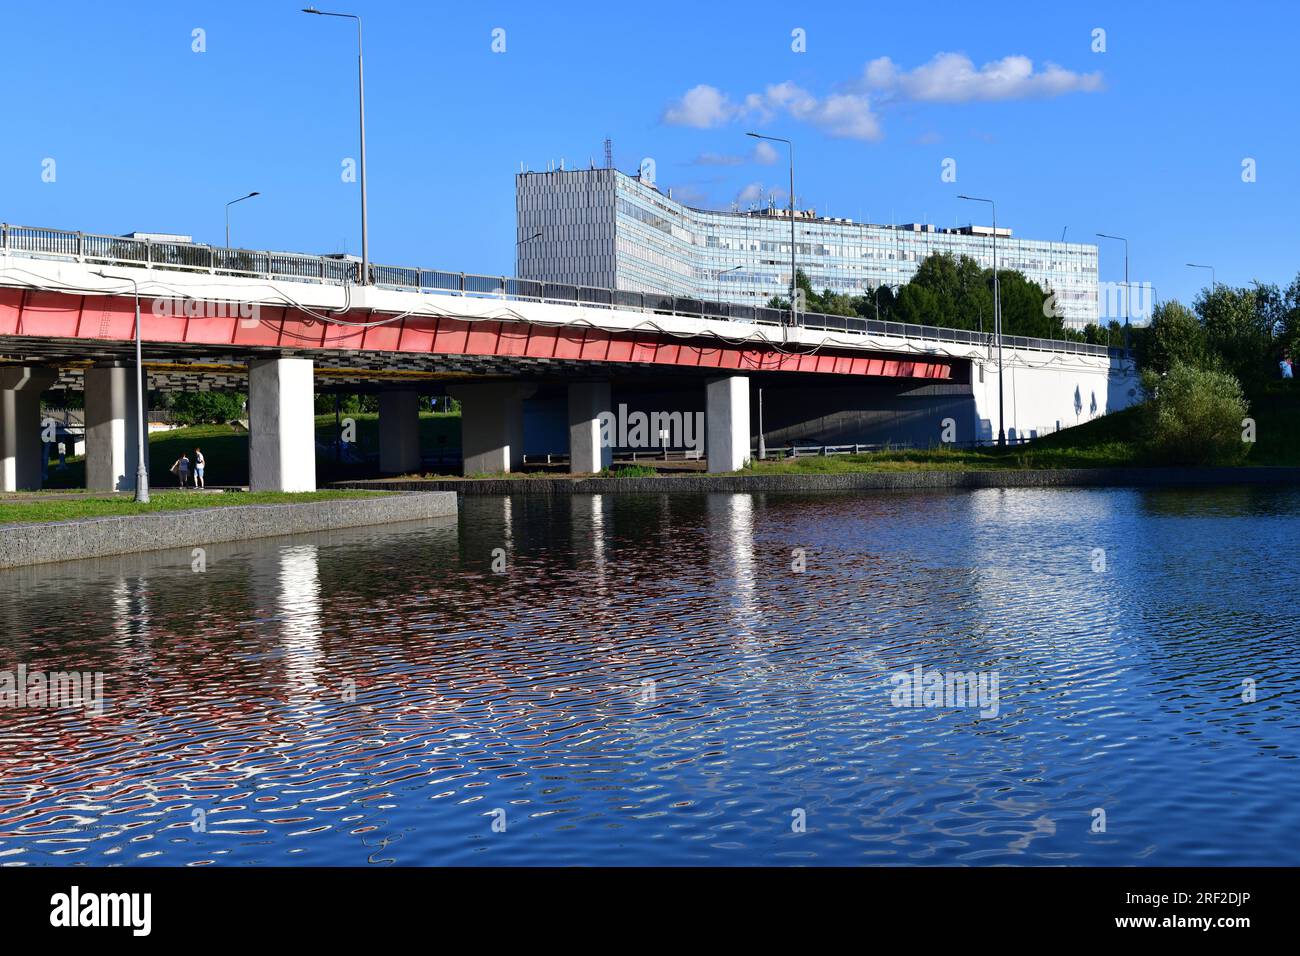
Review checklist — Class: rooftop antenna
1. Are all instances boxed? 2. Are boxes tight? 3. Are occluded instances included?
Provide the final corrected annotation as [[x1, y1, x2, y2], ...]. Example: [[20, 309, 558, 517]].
[[604, 137, 613, 169]]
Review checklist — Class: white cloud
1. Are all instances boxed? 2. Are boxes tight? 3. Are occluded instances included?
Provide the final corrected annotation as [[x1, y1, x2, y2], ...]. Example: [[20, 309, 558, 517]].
[[862, 52, 1103, 103], [736, 182, 786, 206], [663, 51, 1100, 142], [662, 84, 739, 128], [751, 140, 779, 164], [665, 80, 883, 142]]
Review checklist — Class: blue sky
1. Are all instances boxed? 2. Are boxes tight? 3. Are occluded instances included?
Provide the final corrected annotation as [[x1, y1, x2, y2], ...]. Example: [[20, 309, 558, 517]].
[[2, 0, 1296, 309]]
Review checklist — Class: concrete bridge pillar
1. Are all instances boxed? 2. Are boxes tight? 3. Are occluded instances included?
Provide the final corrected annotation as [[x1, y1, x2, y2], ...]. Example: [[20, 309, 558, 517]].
[[379, 390, 422, 474], [706, 376, 751, 473], [568, 381, 612, 474], [84, 363, 149, 492], [448, 382, 537, 475], [248, 357, 316, 492], [0, 366, 58, 491]]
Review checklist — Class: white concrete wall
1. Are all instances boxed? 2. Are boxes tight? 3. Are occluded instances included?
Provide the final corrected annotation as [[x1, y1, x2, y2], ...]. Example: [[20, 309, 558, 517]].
[[0, 367, 57, 491], [84, 364, 148, 492], [971, 346, 1139, 442], [449, 383, 536, 475], [706, 376, 751, 473], [248, 358, 316, 492], [568, 382, 613, 474]]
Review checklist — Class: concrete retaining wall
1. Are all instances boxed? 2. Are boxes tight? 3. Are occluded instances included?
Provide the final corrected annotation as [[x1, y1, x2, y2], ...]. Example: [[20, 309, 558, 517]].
[[0, 491, 457, 569], [337, 468, 1300, 496]]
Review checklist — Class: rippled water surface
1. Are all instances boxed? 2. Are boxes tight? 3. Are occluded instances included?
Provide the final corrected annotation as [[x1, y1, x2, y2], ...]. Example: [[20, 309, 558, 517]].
[[1, 488, 1297, 866]]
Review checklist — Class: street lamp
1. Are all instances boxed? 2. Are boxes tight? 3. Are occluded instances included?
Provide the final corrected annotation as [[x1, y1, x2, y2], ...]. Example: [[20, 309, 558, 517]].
[[225, 191, 260, 248], [92, 271, 149, 503], [517, 231, 542, 246], [1186, 262, 1216, 289], [1095, 232, 1130, 331], [303, 6, 369, 285], [715, 265, 742, 306], [746, 132, 796, 327], [958, 194, 1005, 446]]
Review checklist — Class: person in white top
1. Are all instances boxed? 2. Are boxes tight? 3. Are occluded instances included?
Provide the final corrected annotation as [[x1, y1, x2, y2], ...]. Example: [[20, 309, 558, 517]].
[[193, 447, 206, 489]]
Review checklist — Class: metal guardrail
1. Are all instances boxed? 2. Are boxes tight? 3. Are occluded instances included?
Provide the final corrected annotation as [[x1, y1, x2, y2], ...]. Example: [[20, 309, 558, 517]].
[[0, 222, 1116, 359]]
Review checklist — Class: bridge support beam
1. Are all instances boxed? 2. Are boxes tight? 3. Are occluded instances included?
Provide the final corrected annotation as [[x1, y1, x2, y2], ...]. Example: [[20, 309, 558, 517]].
[[568, 381, 612, 474], [379, 390, 422, 474], [248, 358, 316, 492], [706, 376, 751, 473], [0, 366, 58, 491], [84, 364, 149, 493], [448, 382, 537, 475]]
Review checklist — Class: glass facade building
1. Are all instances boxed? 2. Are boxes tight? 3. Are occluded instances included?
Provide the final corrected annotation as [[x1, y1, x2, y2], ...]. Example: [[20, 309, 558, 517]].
[[517, 168, 1099, 329]]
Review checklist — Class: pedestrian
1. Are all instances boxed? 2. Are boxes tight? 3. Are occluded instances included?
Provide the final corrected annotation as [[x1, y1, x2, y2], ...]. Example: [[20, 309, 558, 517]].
[[193, 447, 206, 489], [171, 452, 190, 488], [1281, 355, 1294, 380]]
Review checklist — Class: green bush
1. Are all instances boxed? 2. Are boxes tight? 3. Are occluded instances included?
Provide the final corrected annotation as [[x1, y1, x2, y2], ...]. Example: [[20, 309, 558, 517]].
[[169, 392, 246, 426], [1140, 363, 1251, 465]]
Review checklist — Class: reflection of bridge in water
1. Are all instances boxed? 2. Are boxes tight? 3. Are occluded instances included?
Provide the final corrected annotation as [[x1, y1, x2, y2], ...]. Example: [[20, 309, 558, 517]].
[[0, 223, 1133, 491]]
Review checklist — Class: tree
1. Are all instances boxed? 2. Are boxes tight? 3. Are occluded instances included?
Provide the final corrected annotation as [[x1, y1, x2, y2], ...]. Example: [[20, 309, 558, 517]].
[[170, 392, 246, 425], [1137, 301, 1212, 374], [1140, 363, 1250, 465], [1195, 284, 1274, 386]]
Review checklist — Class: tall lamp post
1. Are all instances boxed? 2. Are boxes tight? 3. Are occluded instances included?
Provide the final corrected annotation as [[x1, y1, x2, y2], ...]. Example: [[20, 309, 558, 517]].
[[303, 6, 369, 285], [1096, 233, 1130, 347], [93, 271, 149, 502], [225, 191, 260, 248], [1186, 262, 1216, 289], [746, 132, 796, 327], [958, 194, 1005, 446], [715, 265, 742, 307]]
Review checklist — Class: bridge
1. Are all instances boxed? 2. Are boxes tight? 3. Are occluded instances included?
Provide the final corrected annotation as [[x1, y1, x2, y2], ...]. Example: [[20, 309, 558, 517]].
[[0, 223, 1134, 491]]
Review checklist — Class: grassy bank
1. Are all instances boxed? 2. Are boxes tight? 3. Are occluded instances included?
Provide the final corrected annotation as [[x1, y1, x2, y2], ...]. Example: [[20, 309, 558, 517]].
[[0, 489, 388, 526]]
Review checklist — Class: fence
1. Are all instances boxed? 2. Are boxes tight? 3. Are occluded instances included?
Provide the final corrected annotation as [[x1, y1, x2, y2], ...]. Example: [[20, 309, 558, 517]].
[[1, 222, 1116, 359]]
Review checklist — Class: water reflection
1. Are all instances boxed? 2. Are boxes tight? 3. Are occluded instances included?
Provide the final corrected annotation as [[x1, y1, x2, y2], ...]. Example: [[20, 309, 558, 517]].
[[0, 491, 1296, 866]]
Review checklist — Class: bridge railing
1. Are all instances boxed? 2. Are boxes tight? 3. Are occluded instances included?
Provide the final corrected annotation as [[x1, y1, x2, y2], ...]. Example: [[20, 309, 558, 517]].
[[0, 221, 1115, 358]]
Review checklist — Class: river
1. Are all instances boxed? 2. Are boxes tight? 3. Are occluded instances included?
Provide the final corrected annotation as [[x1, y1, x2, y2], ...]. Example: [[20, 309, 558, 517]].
[[1, 487, 1296, 865]]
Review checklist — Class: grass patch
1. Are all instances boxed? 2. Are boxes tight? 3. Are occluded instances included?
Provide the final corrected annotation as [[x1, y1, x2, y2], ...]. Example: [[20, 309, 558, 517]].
[[746, 410, 1144, 475], [0, 489, 388, 526]]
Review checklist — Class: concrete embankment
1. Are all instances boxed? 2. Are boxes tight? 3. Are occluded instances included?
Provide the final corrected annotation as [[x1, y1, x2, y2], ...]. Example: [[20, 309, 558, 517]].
[[0, 491, 457, 569], [336, 467, 1300, 496]]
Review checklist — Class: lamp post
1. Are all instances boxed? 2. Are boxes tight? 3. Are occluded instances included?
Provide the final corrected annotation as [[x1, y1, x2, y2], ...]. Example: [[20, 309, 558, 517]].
[[958, 195, 1005, 446], [1096, 233, 1130, 343], [93, 271, 149, 502], [715, 265, 742, 306], [1186, 262, 1216, 289], [225, 191, 260, 248], [746, 132, 796, 327], [303, 6, 369, 285]]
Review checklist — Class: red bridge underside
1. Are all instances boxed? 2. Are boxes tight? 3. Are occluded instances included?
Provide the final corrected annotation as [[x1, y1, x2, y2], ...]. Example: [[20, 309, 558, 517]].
[[0, 289, 955, 380]]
